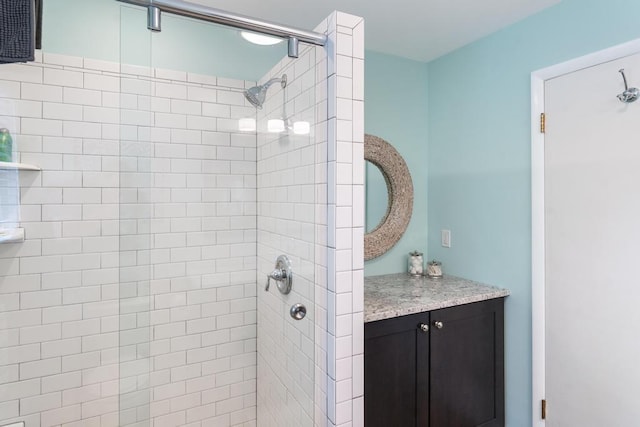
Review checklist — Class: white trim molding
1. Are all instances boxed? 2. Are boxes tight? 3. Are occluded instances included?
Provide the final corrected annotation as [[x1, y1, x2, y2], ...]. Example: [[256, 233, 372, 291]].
[[530, 37, 640, 427]]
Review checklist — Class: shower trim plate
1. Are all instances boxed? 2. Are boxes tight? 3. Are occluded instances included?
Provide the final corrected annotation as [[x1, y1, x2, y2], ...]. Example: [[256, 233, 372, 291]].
[[266, 254, 293, 295]]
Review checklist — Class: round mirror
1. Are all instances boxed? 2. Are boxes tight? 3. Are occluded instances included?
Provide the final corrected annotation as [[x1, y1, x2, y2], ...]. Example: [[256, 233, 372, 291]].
[[365, 162, 389, 233], [364, 134, 413, 260]]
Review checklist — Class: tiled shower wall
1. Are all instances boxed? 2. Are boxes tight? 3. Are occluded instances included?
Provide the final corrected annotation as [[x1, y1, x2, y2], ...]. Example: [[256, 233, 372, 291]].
[[255, 45, 318, 427], [0, 10, 363, 427], [253, 12, 365, 427], [323, 13, 365, 427], [0, 52, 258, 427], [115, 63, 258, 427]]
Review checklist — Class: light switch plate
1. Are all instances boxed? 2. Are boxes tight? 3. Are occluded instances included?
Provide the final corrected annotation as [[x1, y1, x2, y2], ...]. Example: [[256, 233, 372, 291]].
[[441, 229, 451, 248]]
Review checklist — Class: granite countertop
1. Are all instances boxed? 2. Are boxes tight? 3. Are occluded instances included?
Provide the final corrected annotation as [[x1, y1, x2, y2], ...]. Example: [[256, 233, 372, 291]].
[[364, 273, 510, 322]]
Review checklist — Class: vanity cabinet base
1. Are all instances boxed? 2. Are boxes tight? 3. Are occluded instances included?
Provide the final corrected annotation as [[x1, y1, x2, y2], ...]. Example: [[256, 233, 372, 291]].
[[364, 298, 504, 427]]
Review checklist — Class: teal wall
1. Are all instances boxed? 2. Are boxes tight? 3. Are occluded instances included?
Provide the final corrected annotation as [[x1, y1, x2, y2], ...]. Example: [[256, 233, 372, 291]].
[[42, 0, 282, 80], [364, 51, 428, 276], [43, 0, 121, 62], [427, 0, 640, 424]]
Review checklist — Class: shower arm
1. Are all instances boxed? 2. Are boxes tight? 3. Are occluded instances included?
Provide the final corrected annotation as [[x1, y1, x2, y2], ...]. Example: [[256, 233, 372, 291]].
[[282, 80, 289, 124], [263, 77, 285, 90], [266, 75, 288, 119]]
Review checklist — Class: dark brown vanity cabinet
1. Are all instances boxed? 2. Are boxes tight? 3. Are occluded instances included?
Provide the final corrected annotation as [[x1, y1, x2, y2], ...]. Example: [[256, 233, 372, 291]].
[[364, 298, 504, 427]]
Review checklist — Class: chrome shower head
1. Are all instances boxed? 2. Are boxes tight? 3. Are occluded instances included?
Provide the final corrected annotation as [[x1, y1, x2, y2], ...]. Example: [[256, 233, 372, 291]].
[[244, 74, 287, 109], [244, 85, 268, 109]]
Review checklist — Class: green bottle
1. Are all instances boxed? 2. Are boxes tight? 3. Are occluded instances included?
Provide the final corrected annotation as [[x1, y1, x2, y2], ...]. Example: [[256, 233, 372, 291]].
[[0, 128, 12, 162]]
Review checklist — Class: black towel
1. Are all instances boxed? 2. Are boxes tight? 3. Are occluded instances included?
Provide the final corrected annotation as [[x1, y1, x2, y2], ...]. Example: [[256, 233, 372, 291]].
[[35, 0, 42, 50], [0, 0, 35, 63]]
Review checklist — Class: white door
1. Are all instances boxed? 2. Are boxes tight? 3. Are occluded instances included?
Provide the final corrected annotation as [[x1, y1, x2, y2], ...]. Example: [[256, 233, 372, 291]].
[[545, 52, 640, 425]]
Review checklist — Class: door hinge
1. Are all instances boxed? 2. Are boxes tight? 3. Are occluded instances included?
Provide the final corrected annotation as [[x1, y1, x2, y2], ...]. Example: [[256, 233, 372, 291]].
[[541, 399, 547, 420], [540, 113, 546, 134]]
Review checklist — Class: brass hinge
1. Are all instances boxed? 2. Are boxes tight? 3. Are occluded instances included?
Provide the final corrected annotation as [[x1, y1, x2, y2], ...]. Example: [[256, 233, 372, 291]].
[[540, 113, 546, 134], [541, 399, 547, 420]]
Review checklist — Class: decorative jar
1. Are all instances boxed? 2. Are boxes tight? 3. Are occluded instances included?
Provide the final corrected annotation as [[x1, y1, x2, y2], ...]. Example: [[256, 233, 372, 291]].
[[427, 260, 443, 278], [408, 251, 424, 276]]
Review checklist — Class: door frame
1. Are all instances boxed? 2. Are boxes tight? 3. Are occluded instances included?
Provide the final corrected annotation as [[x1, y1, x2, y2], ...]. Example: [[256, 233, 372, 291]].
[[530, 37, 640, 427]]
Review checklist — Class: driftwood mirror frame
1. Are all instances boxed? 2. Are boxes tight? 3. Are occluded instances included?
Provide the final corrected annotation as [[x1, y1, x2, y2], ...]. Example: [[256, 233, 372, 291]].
[[364, 134, 414, 260]]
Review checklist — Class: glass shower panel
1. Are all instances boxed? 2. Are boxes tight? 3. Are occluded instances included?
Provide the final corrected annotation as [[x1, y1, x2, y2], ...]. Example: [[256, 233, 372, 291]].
[[0, 68, 31, 427], [119, 5, 154, 427], [256, 46, 317, 427], [118, 5, 317, 426]]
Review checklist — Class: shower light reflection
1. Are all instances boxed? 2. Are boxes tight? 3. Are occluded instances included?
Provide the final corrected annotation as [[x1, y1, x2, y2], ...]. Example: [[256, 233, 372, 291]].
[[267, 119, 286, 133], [265, 119, 311, 135], [238, 118, 256, 132], [293, 121, 310, 135]]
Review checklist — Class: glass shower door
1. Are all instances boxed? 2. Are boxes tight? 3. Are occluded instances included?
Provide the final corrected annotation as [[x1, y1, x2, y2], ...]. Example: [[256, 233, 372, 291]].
[[255, 45, 318, 427], [117, 5, 318, 426], [118, 5, 154, 426]]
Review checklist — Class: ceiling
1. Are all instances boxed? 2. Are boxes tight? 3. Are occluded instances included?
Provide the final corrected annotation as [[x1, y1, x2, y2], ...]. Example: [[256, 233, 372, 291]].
[[191, 0, 561, 62]]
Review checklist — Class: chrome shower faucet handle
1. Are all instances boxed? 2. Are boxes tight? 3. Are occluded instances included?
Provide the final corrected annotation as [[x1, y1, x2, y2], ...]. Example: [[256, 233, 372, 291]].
[[265, 269, 285, 290], [264, 255, 293, 295]]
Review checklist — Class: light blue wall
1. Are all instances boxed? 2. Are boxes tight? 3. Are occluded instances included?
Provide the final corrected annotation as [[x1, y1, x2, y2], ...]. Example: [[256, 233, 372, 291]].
[[427, 0, 640, 424], [43, 0, 121, 62], [364, 51, 428, 276], [42, 0, 282, 80]]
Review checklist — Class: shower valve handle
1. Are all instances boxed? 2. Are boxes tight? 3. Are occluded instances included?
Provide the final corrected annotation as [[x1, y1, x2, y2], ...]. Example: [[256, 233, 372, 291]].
[[264, 255, 293, 295], [265, 269, 286, 291]]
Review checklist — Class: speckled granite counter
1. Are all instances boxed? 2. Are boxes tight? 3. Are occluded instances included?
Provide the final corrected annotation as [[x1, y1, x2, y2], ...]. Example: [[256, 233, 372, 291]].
[[364, 273, 510, 322]]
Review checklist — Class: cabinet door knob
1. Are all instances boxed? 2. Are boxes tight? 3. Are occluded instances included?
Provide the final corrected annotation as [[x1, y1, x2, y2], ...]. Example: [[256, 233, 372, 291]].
[[419, 323, 429, 333], [433, 321, 444, 329]]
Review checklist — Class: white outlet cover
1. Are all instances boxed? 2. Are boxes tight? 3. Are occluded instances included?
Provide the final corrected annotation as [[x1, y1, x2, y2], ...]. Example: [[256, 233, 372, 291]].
[[441, 229, 451, 248]]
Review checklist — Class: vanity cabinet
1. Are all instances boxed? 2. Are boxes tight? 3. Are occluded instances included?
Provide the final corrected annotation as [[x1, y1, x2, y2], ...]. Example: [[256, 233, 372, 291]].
[[364, 297, 504, 427]]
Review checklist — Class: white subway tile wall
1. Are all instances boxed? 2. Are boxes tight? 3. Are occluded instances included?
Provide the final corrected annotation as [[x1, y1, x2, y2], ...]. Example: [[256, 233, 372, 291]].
[[0, 53, 259, 427], [0, 10, 363, 427], [255, 44, 318, 427], [323, 12, 365, 427]]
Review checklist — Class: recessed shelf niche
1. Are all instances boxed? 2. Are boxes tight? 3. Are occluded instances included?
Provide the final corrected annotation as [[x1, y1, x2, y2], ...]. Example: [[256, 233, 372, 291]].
[[0, 162, 39, 244]]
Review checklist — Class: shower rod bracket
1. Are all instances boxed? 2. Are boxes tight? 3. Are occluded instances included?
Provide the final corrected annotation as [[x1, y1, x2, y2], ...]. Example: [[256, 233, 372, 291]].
[[288, 37, 299, 58], [147, 5, 161, 31]]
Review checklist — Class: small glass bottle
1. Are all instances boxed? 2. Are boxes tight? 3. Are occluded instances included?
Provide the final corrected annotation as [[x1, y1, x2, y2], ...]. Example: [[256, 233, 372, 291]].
[[0, 128, 13, 162], [427, 260, 443, 278], [408, 251, 424, 276]]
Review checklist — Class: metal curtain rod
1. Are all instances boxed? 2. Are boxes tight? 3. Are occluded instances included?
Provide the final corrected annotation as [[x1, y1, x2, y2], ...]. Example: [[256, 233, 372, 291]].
[[117, 0, 327, 47]]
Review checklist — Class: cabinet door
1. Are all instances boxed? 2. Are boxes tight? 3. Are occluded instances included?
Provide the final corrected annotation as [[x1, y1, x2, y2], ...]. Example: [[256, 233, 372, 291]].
[[364, 312, 429, 427], [429, 298, 504, 427]]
